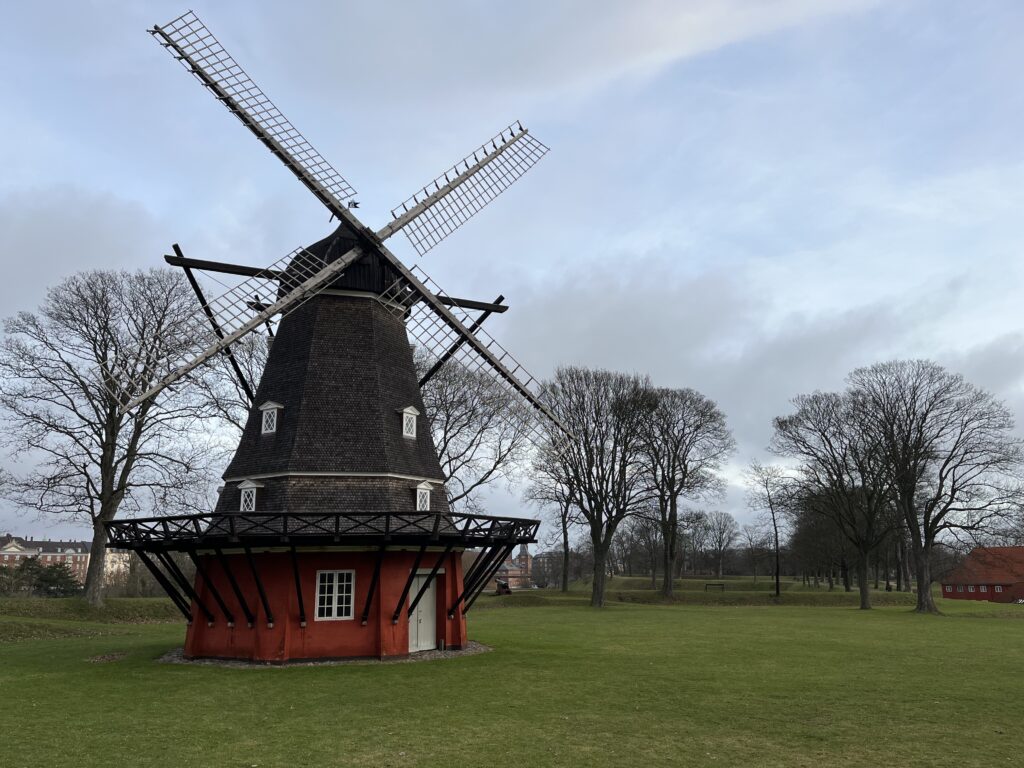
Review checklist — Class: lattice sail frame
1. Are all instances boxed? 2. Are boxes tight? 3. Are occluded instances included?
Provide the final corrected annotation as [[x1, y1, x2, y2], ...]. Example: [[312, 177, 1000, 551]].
[[378, 265, 550, 445], [131, 11, 562, 437], [152, 11, 357, 211], [116, 246, 363, 411], [381, 122, 549, 256]]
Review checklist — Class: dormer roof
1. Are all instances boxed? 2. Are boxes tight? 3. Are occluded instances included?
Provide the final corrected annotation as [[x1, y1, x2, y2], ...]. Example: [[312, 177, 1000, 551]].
[[259, 401, 284, 411]]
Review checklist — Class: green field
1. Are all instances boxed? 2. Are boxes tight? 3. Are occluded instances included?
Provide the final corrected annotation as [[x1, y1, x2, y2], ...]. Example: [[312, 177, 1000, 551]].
[[2, 592, 1022, 767]]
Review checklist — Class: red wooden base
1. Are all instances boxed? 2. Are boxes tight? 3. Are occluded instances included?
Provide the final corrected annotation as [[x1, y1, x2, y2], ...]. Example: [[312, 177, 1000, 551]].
[[183, 548, 467, 662]]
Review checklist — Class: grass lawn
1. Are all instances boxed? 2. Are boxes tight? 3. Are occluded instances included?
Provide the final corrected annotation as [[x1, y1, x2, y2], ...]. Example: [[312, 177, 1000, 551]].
[[1, 594, 1022, 767]]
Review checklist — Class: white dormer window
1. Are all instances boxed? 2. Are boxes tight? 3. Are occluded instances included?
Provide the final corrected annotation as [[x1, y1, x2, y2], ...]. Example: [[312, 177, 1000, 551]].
[[238, 479, 264, 512], [416, 482, 431, 512], [259, 401, 283, 434], [399, 406, 420, 439]]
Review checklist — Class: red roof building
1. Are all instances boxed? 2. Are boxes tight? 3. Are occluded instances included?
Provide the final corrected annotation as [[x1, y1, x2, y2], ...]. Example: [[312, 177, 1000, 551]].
[[941, 547, 1024, 603]]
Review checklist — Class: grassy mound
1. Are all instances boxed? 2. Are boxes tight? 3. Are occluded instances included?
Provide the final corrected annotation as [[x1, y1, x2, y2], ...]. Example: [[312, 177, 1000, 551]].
[[0, 597, 184, 624]]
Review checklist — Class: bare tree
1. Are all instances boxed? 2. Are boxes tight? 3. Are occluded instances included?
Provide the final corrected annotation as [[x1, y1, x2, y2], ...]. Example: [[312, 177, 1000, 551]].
[[418, 354, 531, 513], [0, 270, 219, 605], [705, 510, 738, 578], [740, 524, 768, 585], [524, 471, 578, 593], [849, 360, 1024, 613], [745, 461, 789, 598], [771, 391, 895, 609], [641, 388, 734, 597], [189, 332, 269, 435], [537, 367, 653, 607], [680, 509, 709, 575]]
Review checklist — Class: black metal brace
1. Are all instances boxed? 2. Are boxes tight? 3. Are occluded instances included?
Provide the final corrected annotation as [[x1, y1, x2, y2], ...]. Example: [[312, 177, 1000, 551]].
[[187, 550, 235, 626], [134, 549, 192, 621], [214, 547, 255, 627], [408, 545, 452, 617], [289, 545, 306, 627], [462, 543, 517, 615], [156, 550, 216, 625], [361, 545, 386, 626], [243, 546, 274, 628], [419, 296, 504, 387], [392, 545, 428, 625]]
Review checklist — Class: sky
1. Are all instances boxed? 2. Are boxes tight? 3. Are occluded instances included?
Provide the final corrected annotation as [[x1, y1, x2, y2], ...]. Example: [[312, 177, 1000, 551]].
[[2, 0, 1024, 541]]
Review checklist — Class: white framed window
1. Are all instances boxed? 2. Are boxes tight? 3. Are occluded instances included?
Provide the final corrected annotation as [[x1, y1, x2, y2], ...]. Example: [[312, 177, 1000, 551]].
[[980, 585, 988, 593], [259, 401, 283, 434], [968, 585, 975, 593], [416, 483, 431, 512], [957, 585, 964, 592], [238, 479, 263, 512], [315, 570, 354, 620], [240, 488, 256, 512], [995, 585, 1003, 593], [262, 409, 277, 434], [398, 406, 420, 439], [944, 585, 952, 593]]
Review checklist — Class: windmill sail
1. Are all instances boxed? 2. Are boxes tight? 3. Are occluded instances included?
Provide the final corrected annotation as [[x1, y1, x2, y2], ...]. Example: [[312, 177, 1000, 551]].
[[151, 11, 357, 216], [377, 122, 549, 256], [120, 245, 363, 412], [378, 263, 563, 442]]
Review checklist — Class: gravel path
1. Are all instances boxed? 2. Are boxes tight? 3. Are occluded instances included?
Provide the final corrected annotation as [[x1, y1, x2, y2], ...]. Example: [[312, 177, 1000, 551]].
[[157, 640, 491, 668]]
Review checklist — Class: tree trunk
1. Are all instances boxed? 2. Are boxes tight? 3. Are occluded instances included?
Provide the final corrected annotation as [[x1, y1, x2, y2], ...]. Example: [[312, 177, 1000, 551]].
[[660, 498, 678, 598], [772, 518, 781, 599], [559, 511, 570, 593], [591, 543, 608, 608], [912, 540, 939, 614], [840, 557, 851, 592], [83, 519, 109, 607], [901, 543, 913, 592], [856, 552, 871, 610]]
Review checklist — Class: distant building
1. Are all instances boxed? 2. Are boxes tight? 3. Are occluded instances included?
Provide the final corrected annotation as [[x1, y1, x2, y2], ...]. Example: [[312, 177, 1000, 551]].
[[463, 543, 534, 592], [531, 550, 562, 588], [0, 533, 129, 584], [495, 544, 533, 589], [941, 546, 1024, 603]]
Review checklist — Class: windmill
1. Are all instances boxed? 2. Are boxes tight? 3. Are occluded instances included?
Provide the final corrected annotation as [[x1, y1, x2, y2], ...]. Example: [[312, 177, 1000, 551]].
[[104, 10, 562, 662]]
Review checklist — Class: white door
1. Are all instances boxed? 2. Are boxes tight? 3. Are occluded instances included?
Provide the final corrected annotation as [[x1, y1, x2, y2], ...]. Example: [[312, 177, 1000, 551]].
[[408, 574, 437, 653]]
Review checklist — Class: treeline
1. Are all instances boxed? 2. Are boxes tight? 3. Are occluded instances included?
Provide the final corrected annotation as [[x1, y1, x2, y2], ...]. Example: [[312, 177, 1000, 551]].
[[0, 558, 81, 597], [528, 362, 1024, 612]]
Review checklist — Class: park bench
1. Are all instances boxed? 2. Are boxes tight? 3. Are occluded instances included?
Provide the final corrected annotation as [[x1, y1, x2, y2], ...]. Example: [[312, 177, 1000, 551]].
[[704, 583, 726, 592]]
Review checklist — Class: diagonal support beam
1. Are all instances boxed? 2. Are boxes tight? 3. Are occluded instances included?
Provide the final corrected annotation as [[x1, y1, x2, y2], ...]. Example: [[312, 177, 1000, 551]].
[[187, 550, 235, 626], [391, 545, 428, 625], [418, 297, 503, 387], [135, 549, 192, 621], [215, 547, 255, 627], [174, 244, 254, 405], [244, 546, 274, 628], [408, 545, 453, 617], [156, 550, 216, 625], [122, 245, 364, 412], [463, 543, 517, 615], [361, 545, 386, 626], [289, 545, 306, 627], [449, 545, 501, 619]]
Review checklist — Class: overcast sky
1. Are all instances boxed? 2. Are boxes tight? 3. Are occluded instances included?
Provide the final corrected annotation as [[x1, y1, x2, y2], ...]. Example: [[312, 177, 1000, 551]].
[[2, 0, 1023, 540]]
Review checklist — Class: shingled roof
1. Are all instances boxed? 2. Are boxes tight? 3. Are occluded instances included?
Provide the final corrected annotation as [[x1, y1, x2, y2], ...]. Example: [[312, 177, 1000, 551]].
[[942, 547, 1024, 585], [222, 291, 446, 483]]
